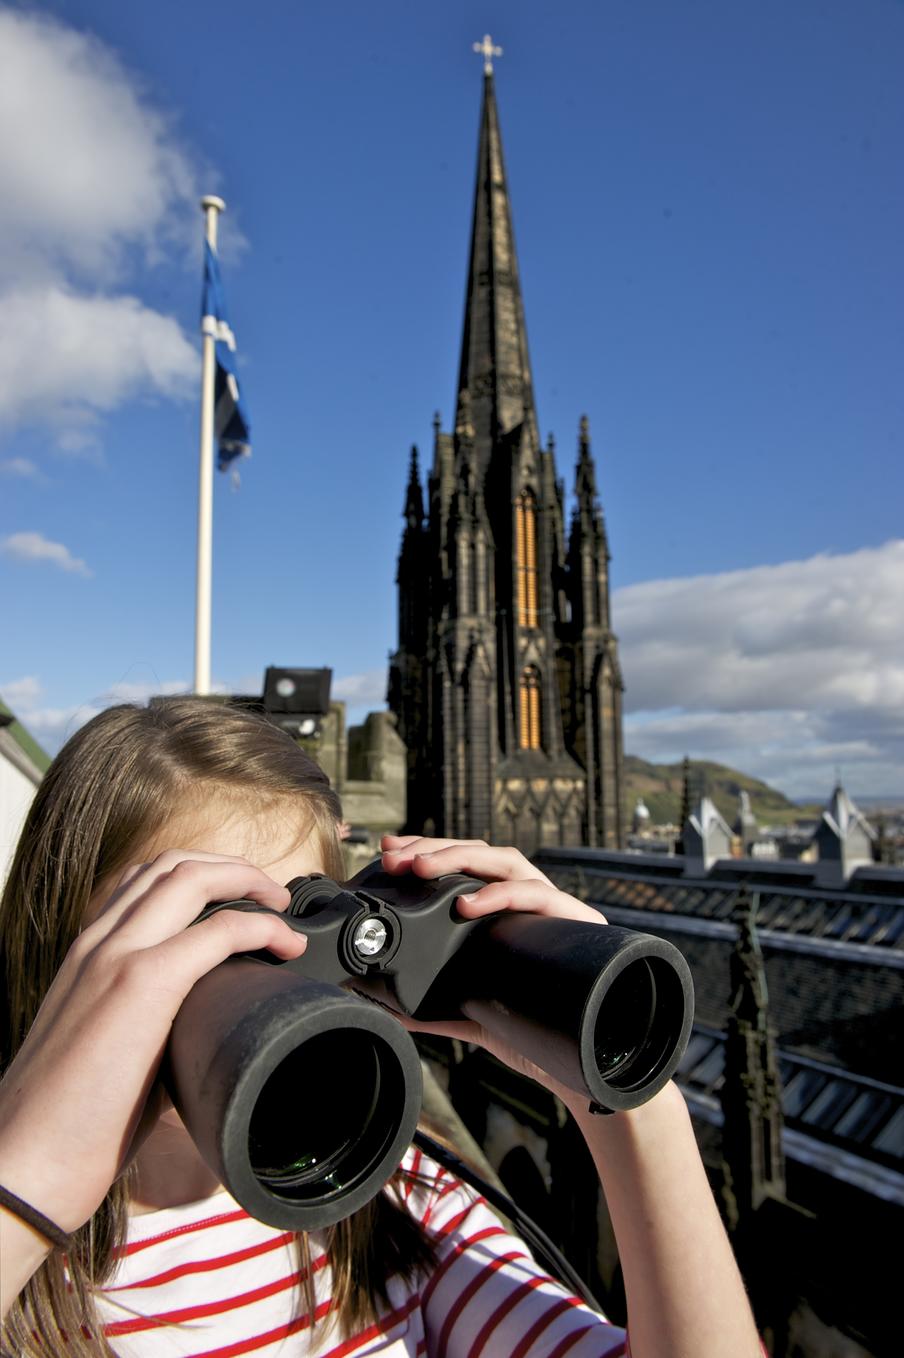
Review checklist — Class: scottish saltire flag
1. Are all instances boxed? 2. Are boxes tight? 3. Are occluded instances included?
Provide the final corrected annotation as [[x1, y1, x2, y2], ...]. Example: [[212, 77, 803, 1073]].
[[201, 241, 251, 473]]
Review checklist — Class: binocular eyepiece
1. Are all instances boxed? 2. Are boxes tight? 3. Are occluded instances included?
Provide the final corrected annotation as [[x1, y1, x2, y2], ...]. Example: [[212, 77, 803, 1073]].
[[166, 862, 694, 1231]]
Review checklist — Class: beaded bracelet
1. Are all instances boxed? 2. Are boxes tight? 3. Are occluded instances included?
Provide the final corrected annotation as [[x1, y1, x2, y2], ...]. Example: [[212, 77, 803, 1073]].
[[0, 1184, 73, 1252]]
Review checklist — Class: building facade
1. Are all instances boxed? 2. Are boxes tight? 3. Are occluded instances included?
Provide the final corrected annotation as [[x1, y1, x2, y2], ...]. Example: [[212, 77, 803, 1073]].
[[389, 68, 624, 854], [0, 699, 49, 889]]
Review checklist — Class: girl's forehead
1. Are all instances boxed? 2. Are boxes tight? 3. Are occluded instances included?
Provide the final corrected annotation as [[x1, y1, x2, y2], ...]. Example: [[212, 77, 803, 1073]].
[[85, 804, 326, 926], [145, 802, 322, 872]]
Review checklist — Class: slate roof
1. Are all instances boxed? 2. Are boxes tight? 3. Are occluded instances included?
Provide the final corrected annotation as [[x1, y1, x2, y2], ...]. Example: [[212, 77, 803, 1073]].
[[680, 1025, 904, 1202], [534, 847, 904, 951]]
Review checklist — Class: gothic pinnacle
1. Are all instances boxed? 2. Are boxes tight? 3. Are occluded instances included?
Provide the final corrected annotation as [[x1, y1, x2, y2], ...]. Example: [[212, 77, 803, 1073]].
[[575, 414, 598, 506], [403, 445, 424, 528]]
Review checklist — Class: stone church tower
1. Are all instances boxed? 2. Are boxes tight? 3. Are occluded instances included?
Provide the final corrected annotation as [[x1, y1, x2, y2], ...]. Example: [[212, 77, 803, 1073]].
[[389, 62, 624, 854]]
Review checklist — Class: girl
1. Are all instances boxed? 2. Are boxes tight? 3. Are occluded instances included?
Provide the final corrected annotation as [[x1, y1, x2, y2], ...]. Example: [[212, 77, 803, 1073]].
[[0, 698, 762, 1356]]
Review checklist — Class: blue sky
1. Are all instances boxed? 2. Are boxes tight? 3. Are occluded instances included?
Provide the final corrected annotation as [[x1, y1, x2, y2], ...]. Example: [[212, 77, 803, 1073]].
[[1, 0, 903, 802]]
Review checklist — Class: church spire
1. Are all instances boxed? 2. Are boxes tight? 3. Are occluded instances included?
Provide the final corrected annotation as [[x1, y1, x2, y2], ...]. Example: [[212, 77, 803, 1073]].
[[392, 46, 626, 853], [457, 49, 538, 464]]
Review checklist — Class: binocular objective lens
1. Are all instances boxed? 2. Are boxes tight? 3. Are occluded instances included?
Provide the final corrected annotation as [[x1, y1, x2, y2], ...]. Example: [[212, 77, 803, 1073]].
[[247, 1030, 404, 1203], [592, 957, 687, 1092], [593, 961, 656, 1080]]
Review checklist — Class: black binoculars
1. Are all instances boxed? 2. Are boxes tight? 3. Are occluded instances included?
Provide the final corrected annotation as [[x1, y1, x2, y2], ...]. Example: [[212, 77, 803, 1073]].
[[166, 861, 694, 1231]]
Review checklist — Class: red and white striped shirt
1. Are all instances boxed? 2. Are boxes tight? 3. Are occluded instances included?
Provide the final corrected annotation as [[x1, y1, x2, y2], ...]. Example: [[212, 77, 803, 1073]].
[[95, 1148, 627, 1357]]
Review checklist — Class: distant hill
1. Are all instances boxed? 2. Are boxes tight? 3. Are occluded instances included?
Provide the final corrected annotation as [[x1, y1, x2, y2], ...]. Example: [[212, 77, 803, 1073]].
[[623, 755, 819, 830]]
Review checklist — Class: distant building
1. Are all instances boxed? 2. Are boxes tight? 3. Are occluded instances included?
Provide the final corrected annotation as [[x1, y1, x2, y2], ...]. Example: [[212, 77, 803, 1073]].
[[0, 699, 49, 888], [631, 796, 651, 835], [631, 771, 883, 882], [389, 64, 624, 855], [314, 704, 407, 876], [733, 790, 759, 855], [228, 674, 405, 877], [682, 794, 734, 869], [813, 782, 876, 884]]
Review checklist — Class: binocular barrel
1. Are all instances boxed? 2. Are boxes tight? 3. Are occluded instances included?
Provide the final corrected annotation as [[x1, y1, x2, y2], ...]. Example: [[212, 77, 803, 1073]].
[[167, 959, 424, 1232], [449, 914, 694, 1112], [166, 866, 694, 1231]]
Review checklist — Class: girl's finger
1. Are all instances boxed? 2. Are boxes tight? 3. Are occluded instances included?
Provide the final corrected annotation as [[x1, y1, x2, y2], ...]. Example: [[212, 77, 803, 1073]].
[[381, 834, 489, 864], [136, 907, 308, 1006], [109, 847, 252, 896], [88, 849, 261, 933], [385, 840, 553, 887], [382, 834, 478, 847], [82, 859, 291, 952], [380, 834, 424, 850], [453, 877, 606, 925]]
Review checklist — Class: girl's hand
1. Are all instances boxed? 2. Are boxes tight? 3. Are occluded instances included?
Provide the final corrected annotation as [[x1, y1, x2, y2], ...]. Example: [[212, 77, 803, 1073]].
[[380, 834, 606, 1100], [0, 851, 307, 1240], [383, 838, 764, 1357]]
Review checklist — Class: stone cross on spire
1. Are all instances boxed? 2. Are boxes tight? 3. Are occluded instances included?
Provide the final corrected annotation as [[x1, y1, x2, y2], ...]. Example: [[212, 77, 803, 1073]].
[[473, 33, 503, 74]]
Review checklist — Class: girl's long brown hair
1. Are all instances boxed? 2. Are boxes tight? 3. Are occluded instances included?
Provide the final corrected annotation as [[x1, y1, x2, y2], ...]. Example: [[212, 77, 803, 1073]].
[[0, 697, 434, 1356]]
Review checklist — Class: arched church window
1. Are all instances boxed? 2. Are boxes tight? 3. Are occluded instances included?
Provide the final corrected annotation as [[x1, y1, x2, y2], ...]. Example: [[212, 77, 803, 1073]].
[[515, 490, 538, 628], [519, 666, 542, 750]]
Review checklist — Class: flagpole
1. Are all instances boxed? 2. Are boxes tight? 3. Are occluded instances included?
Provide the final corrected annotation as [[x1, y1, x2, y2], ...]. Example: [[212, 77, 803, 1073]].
[[194, 194, 225, 695]]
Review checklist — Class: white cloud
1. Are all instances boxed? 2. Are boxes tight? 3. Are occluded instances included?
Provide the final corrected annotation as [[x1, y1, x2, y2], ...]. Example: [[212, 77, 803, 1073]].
[[0, 8, 203, 446], [0, 675, 43, 709], [0, 8, 195, 285], [616, 541, 904, 799], [0, 287, 196, 425], [1, 530, 92, 576], [333, 669, 388, 710], [55, 425, 103, 459], [0, 674, 90, 753], [0, 456, 44, 480], [616, 541, 904, 714], [10, 703, 88, 746]]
